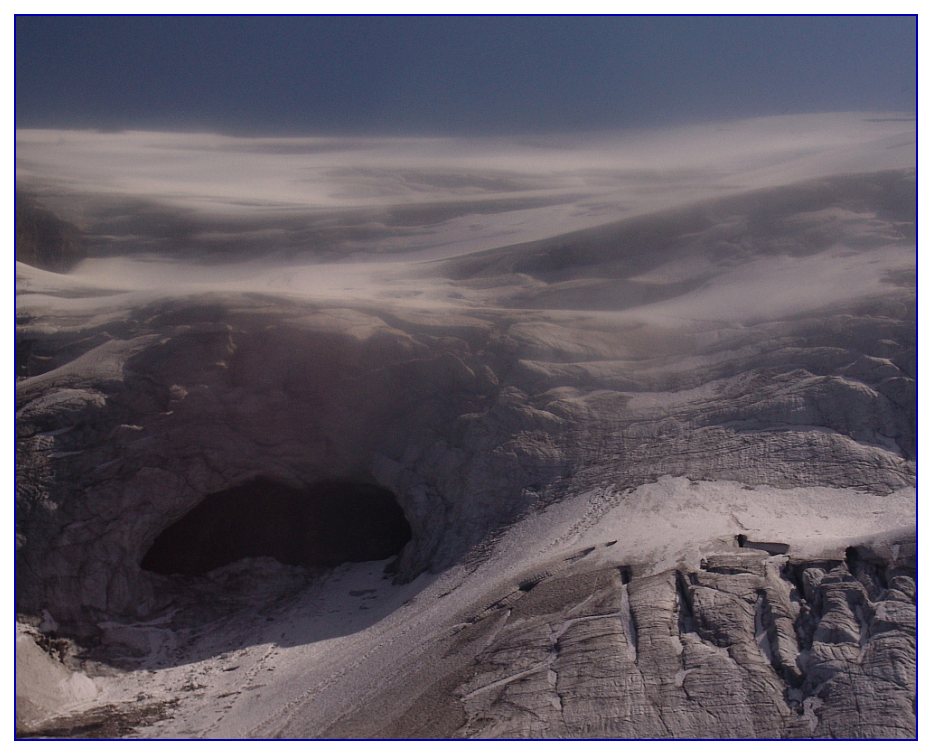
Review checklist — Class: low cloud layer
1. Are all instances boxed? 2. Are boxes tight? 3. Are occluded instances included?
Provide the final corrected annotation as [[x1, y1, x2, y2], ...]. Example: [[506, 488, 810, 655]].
[[15, 113, 916, 269]]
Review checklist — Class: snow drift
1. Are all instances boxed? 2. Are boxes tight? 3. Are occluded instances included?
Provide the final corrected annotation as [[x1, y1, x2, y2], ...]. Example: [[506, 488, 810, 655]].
[[15, 113, 916, 738]]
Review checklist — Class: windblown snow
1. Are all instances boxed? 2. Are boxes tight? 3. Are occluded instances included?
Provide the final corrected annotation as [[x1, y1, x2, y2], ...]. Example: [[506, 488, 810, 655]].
[[15, 113, 916, 739]]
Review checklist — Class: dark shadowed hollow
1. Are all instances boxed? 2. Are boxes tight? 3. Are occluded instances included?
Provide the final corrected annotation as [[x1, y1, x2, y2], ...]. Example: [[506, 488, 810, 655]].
[[140, 478, 412, 576]]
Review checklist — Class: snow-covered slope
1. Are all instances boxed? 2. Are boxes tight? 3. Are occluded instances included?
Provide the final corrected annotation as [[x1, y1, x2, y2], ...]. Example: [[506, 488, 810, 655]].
[[15, 113, 915, 738]]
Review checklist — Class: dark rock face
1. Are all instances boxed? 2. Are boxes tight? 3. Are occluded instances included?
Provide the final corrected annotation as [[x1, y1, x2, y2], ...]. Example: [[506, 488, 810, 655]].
[[140, 478, 411, 576], [15, 193, 86, 272]]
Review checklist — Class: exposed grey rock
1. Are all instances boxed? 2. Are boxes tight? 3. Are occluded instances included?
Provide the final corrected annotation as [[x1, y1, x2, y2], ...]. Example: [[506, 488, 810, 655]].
[[15, 192, 87, 273]]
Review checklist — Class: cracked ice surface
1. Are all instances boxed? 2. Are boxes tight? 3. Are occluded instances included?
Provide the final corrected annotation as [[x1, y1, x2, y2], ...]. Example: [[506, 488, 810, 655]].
[[15, 113, 915, 738]]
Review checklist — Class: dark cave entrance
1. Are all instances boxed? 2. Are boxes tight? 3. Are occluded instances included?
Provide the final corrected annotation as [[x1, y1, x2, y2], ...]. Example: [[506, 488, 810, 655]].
[[140, 478, 412, 576]]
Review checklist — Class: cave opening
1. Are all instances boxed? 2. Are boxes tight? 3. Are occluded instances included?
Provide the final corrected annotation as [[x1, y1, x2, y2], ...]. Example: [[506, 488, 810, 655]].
[[140, 478, 412, 576]]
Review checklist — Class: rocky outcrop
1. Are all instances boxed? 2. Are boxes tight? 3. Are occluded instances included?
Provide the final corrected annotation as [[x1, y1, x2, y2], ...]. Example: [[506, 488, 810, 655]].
[[15, 192, 86, 272]]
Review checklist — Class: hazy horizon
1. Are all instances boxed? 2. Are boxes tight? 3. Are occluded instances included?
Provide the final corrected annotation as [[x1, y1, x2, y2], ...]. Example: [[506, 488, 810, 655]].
[[15, 15, 917, 137], [14, 13, 918, 741]]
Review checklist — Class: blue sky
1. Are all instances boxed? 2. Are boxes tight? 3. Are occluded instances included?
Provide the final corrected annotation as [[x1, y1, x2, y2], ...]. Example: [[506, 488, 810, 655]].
[[15, 15, 917, 135]]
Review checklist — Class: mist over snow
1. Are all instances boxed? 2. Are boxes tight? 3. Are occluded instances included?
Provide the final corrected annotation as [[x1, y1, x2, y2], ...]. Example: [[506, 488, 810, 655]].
[[16, 112, 915, 304], [15, 110, 917, 739]]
